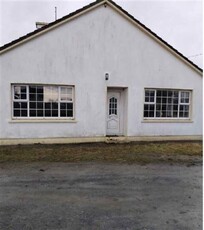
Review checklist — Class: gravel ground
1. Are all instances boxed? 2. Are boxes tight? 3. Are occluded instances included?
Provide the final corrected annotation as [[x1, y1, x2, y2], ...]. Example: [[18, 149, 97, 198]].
[[0, 162, 202, 230]]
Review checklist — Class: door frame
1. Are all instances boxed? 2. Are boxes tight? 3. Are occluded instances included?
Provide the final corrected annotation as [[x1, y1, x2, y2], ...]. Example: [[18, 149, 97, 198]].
[[106, 87, 127, 136]]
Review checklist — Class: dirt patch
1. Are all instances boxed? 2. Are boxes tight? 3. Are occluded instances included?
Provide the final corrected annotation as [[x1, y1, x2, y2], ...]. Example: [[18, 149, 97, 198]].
[[0, 141, 202, 164]]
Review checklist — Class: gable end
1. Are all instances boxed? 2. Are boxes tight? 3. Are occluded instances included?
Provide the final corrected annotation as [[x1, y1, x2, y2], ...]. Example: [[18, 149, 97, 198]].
[[0, 0, 202, 75]]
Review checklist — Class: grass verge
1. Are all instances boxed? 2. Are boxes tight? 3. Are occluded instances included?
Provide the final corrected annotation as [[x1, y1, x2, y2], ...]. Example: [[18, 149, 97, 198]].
[[0, 141, 202, 164]]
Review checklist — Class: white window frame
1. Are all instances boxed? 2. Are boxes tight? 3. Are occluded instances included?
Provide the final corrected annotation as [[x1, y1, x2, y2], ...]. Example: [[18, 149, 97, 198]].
[[12, 85, 29, 118], [143, 88, 192, 120], [12, 84, 75, 120]]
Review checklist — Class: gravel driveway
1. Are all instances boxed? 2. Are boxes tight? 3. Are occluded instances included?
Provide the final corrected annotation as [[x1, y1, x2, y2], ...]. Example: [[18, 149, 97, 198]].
[[0, 162, 202, 230]]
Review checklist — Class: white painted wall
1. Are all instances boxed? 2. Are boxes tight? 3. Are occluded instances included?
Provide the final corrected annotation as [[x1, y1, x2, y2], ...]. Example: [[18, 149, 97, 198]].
[[0, 4, 202, 139]]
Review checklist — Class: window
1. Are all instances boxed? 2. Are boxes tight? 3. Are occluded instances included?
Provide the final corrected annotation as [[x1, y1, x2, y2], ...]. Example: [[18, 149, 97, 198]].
[[12, 84, 74, 119], [109, 97, 117, 115], [144, 89, 191, 119]]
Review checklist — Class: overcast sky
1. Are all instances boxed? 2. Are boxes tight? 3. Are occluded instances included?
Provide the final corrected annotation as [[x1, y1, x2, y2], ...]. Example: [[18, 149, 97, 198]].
[[0, 0, 203, 68]]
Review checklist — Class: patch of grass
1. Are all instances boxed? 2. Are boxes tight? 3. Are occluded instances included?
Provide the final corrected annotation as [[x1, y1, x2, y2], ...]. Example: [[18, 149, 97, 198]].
[[0, 141, 202, 164]]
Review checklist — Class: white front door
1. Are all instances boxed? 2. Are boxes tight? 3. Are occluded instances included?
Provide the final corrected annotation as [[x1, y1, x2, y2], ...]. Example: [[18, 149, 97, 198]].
[[106, 91, 121, 135]]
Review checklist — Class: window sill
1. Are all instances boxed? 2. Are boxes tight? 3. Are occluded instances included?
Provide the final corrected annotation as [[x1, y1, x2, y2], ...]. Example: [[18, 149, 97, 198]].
[[142, 119, 193, 123], [9, 119, 77, 123]]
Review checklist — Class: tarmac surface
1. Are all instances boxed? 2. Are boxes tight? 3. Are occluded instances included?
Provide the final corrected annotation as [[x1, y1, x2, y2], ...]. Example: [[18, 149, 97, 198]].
[[0, 162, 202, 230]]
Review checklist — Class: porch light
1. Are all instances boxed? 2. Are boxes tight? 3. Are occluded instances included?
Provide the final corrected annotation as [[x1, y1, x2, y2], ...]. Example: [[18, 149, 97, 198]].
[[105, 73, 109, 80]]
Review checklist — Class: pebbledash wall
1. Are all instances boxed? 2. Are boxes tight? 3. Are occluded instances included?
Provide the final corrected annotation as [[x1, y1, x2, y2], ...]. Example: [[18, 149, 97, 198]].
[[0, 2, 202, 142]]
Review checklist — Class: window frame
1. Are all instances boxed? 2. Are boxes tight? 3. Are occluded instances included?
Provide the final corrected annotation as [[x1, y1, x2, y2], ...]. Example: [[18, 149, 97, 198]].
[[143, 88, 192, 120], [11, 84, 75, 120]]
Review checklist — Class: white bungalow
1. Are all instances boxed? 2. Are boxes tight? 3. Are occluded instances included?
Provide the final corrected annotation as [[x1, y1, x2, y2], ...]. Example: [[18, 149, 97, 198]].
[[0, 0, 202, 144]]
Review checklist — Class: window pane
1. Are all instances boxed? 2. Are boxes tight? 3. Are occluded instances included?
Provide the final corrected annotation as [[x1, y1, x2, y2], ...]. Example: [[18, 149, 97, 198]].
[[52, 110, 58, 117], [149, 104, 154, 111], [60, 103, 73, 117], [157, 90, 162, 97], [67, 110, 73, 117], [13, 101, 28, 118], [156, 103, 161, 117], [29, 94, 36, 101], [14, 110, 20, 117], [14, 86, 20, 99], [149, 110, 154, 117], [37, 102, 43, 109], [37, 110, 43, 117], [21, 93, 27, 100], [14, 86, 27, 100], [180, 105, 189, 112], [162, 105, 166, 111], [144, 110, 148, 117], [60, 110, 66, 117], [173, 105, 178, 110], [167, 109, 172, 117], [60, 94, 72, 101], [60, 103, 66, 110], [167, 91, 172, 97], [184, 112, 189, 117], [180, 92, 190, 103], [145, 90, 155, 102], [173, 111, 178, 117], [21, 102, 27, 109], [179, 105, 189, 118], [51, 87, 58, 102], [173, 91, 179, 98], [168, 97, 172, 103], [144, 104, 148, 111], [44, 86, 58, 102], [144, 104, 155, 118], [156, 111, 161, 117], [156, 97, 161, 103], [156, 104, 161, 110], [109, 97, 117, 115], [37, 86, 43, 94], [162, 97, 167, 103], [52, 102, 58, 110], [45, 110, 51, 117], [45, 102, 51, 109], [28, 86, 45, 117], [14, 102, 20, 109], [29, 86, 36, 93], [60, 87, 73, 101], [21, 110, 27, 117], [61, 87, 72, 95], [30, 102, 36, 109], [145, 91, 150, 97], [37, 93, 43, 102], [67, 103, 73, 110], [162, 91, 167, 97], [30, 110, 36, 117], [29, 86, 38, 106]]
